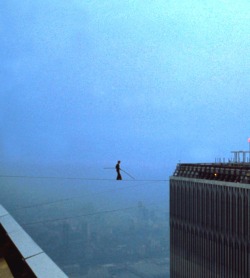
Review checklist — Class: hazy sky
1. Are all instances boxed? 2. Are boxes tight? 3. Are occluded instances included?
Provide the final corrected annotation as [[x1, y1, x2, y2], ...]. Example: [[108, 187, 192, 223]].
[[1, 0, 250, 178]]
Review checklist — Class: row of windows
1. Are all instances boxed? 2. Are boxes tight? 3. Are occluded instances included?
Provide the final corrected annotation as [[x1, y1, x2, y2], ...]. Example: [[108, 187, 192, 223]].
[[170, 224, 249, 278], [170, 179, 250, 238]]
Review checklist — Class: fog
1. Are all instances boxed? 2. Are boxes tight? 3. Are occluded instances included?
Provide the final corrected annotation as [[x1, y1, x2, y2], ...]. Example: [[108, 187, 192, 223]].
[[1, 0, 250, 277], [0, 163, 169, 277]]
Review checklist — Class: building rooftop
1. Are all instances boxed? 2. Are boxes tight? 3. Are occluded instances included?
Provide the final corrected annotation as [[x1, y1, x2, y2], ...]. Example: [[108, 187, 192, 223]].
[[0, 204, 68, 278], [173, 163, 250, 184]]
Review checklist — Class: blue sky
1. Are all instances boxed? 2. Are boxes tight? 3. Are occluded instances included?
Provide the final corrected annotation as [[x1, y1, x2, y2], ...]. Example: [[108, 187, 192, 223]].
[[1, 0, 250, 178]]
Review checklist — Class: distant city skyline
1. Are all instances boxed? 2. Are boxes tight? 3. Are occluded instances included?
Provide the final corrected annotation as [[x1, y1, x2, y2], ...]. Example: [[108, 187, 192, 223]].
[[0, 177, 168, 277]]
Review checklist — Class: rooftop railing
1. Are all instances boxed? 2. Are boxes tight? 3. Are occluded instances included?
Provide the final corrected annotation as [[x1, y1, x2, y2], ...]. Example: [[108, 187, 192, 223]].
[[173, 163, 250, 184]]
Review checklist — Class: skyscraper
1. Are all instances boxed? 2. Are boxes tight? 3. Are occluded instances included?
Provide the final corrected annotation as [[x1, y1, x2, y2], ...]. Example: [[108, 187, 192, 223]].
[[170, 160, 250, 277]]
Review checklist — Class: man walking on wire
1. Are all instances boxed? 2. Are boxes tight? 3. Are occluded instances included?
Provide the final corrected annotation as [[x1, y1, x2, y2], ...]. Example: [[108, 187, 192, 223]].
[[116, 160, 122, 180]]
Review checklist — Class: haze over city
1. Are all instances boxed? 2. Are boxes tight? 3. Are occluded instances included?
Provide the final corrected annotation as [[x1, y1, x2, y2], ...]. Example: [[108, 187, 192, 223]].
[[1, 1, 250, 277]]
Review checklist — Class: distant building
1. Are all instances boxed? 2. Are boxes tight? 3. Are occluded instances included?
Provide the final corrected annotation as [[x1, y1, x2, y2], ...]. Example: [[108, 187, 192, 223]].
[[170, 161, 250, 277]]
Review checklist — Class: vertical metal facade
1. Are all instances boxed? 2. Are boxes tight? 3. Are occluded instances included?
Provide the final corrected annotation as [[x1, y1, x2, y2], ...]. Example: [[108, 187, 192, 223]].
[[170, 177, 250, 278]]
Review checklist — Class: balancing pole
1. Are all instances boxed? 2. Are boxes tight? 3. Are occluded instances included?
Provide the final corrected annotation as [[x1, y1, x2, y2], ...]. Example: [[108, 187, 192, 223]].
[[120, 169, 135, 180], [103, 167, 135, 180]]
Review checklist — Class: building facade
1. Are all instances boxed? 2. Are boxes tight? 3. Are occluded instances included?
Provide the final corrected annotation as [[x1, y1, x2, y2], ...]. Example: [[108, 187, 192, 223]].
[[170, 163, 250, 277]]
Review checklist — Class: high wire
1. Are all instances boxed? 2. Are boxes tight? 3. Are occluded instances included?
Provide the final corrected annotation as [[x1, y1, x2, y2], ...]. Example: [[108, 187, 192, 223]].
[[0, 175, 167, 182], [11, 179, 169, 213], [21, 201, 167, 227], [104, 167, 136, 180], [0, 174, 168, 223], [1, 177, 168, 226]]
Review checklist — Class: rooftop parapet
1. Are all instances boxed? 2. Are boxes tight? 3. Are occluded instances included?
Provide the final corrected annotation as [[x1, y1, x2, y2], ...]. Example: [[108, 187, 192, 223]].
[[0, 205, 68, 278], [173, 163, 250, 184]]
